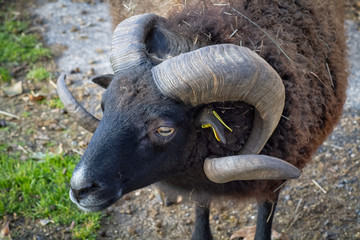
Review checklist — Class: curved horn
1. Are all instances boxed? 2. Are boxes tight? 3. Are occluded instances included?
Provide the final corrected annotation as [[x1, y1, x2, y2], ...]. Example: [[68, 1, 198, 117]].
[[57, 74, 100, 133], [204, 155, 301, 183], [151, 44, 298, 182], [110, 13, 166, 74], [152, 44, 285, 155]]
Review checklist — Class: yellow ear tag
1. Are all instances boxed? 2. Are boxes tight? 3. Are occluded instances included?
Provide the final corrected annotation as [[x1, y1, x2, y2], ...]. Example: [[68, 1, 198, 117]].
[[201, 111, 232, 142], [201, 123, 221, 141], [212, 111, 233, 132]]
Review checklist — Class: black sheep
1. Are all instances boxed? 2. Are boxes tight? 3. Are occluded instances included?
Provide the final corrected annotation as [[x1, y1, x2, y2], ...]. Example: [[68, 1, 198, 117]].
[[57, 0, 348, 239]]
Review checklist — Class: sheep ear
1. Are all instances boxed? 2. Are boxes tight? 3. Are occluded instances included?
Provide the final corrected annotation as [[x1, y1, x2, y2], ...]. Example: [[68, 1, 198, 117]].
[[92, 74, 114, 89], [110, 14, 193, 72], [146, 27, 170, 58], [145, 23, 194, 64]]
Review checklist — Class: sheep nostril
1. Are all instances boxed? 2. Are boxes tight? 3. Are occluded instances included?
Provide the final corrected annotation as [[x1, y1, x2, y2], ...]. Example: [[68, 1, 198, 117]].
[[71, 182, 100, 202]]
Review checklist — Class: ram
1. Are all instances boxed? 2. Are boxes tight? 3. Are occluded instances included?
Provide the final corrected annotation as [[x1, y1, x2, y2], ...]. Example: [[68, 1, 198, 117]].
[[57, 0, 348, 239]]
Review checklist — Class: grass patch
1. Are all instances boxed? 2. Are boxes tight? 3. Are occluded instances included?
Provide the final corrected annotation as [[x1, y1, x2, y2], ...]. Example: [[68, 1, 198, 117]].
[[45, 97, 64, 109], [0, 145, 104, 239], [22, 111, 31, 118], [26, 66, 50, 82], [0, 66, 10, 82], [0, 9, 51, 83]]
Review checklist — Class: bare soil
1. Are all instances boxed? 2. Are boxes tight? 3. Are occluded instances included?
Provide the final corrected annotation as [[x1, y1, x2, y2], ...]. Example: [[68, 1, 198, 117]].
[[1, 0, 359, 239]]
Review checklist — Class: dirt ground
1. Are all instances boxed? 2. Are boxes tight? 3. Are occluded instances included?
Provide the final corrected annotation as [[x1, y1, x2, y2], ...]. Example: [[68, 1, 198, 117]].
[[0, 0, 359, 239]]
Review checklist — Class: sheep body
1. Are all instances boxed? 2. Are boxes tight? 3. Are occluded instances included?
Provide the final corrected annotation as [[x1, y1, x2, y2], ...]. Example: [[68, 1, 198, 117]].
[[62, 0, 348, 238]]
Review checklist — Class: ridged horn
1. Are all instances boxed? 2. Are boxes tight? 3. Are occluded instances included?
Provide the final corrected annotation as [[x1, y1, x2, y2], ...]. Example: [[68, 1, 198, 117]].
[[57, 74, 100, 133], [203, 155, 301, 183], [152, 44, 285, 155], [110, 13, 166, 74], [151, 44, 299, 182]]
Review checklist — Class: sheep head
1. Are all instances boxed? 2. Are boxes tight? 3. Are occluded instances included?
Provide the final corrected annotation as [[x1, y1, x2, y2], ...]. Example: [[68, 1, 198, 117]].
[[57, 13, 300, 212]]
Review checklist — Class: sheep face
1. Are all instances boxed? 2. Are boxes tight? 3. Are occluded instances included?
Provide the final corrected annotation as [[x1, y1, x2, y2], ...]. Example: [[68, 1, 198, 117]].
[[69, 71, 196, 212]]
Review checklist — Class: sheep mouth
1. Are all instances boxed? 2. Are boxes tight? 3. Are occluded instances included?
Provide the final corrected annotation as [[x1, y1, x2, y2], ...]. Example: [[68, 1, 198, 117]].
[[69, 188, 123, 212]]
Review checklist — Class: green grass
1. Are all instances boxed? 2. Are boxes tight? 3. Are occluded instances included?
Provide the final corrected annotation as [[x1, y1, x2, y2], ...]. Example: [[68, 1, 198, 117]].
[[0, 66, 10, 82], [22, 111, 31, 118], [0, 145, 104, 239], [45, 97, 65, 109], [0, 10, 51, 83], [26, 66, 51, 82]]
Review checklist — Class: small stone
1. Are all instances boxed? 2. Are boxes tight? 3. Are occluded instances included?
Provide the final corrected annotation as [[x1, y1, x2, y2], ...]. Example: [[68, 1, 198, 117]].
[[87, 68, 95, 76], [0, 119, 6, 128], [3, 81, 23, 97], [185, 219, 192, 225], [157, 230, 164, 238], [39, 219, 51, 226], [50, 43, 68, 58], [95, 48, 104, 53], [33, 17, 43, 25], [99, 230, 107, 237], [125, 207, 133, 215], [123, 194, 132, 200], [33, 236, 44, 240], [83, 22, 94, 28], [77, 35, 88, 40], [155, 220, 162, 228], [49, 123, 62, 131], [70, 67, 80, 74], [60, 109, 67, 114], [70, 26, 79, 32], [78, 141, 88, 148], [127, 226, 136, 235]]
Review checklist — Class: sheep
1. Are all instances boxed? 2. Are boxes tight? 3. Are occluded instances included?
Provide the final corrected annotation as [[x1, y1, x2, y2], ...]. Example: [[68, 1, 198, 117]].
[[56, 0, 348, 239]]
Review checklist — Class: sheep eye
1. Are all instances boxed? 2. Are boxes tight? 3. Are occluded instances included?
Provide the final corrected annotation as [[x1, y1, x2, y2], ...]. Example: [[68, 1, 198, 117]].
[[156, 127, 175, 137]]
